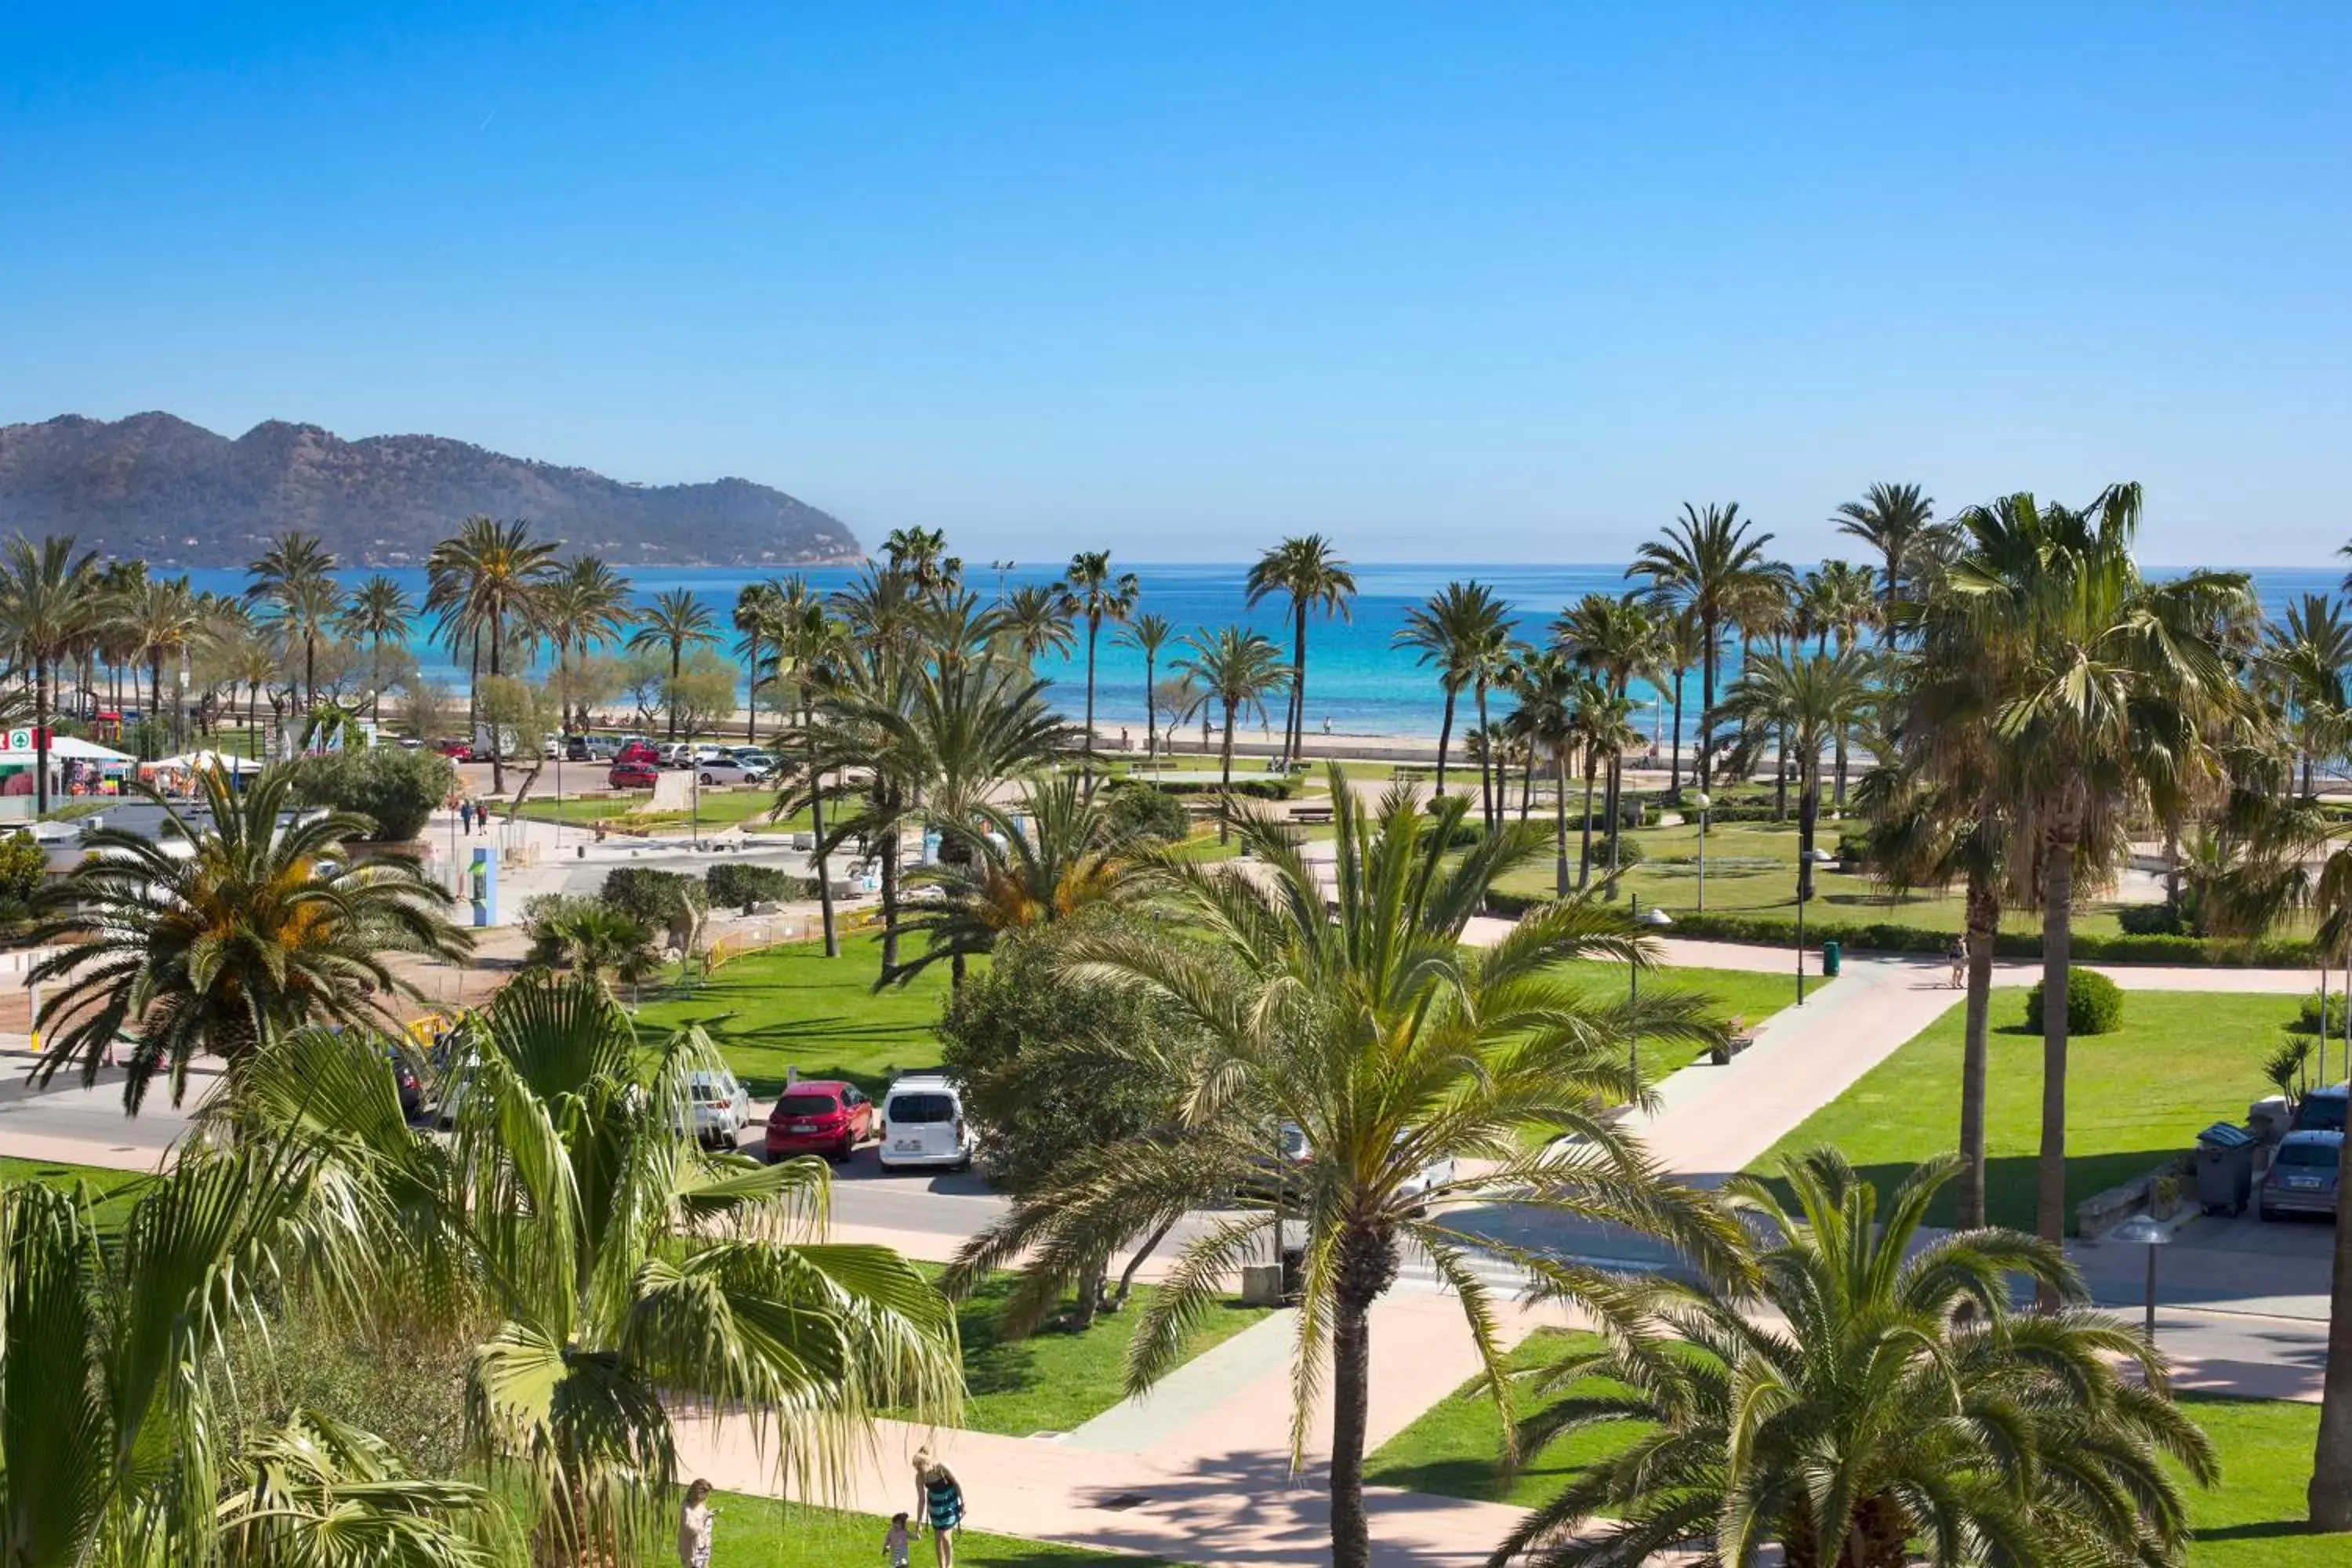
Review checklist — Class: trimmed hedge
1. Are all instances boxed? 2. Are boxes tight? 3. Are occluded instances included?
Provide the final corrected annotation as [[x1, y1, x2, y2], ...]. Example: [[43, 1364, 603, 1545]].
[[2116, 902, 2187, 936], [2024, 968, 2125, 1034], [704, 862, 811, 912], [1103, 783, 1192, 844], [1142, 778, 1299, 800]]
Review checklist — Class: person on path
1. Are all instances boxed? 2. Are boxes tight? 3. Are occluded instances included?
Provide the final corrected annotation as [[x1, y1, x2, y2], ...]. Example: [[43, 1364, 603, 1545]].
[[883, 1512, 913, 1568], [457, 797, 474, 834], [474, 797, 489, 836], [677, 1479, 717, 1568], [1948, 932, 1967, 989], [913, 1450, 964, 1568]]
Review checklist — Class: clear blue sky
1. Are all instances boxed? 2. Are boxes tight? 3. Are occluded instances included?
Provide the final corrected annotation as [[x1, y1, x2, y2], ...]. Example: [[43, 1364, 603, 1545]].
[[5, 2, 2347, 564]]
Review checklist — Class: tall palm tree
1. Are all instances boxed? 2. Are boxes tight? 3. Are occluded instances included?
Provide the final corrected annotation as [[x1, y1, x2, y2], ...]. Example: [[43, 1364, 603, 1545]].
[[1171, 626, 1290, 840], [125, 571, 201, 749], [25, 766, 472, 1108], [0, 534, 99, 813], [881, 525, 962, 600], [1630, 503, 1778, 793], [1114, 612, 1174, 764], [2265, 592, 2352, 797], [1567, 676, 1639, 888], [1722, 648, 1878, 902], [337, 572, 415, 725], [732, 578, 786, 743], [1000, 583, 1076, 666], [1654, 605, 1706, 800], [626, 588, 721, 740], [426, 516, 558, 789], [1246, 535, 1356, 768], [1834, 481, 1939, 626], [1395, 582, 1514, 805], [1939, 486, 2251, 1262], [1554, 593, 1663, 886], [540, 554, 637, 732], [245, 530, 342, 713], [1059, 550, 1140, 774], [1499, 1149, 2214, 1568], [953, 777, 1744, 1568], [1510, 649, 1584, 897], [768, 579, 848, 956]]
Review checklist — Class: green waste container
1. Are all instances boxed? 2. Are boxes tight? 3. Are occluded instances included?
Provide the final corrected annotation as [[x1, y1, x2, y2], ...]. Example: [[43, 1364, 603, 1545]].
[[1821, 939, 1842, 978]]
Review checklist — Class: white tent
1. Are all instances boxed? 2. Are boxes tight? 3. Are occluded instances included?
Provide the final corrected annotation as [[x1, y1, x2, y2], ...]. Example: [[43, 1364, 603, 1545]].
[[0, 735, 136, 766], [151, 749, 265, 774]]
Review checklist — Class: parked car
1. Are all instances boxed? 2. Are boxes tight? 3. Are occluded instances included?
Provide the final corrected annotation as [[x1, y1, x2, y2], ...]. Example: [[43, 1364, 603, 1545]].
[[876, 1072, 975, 1172], [430, 738, 474, 761], [697, 750, 773, 786], [2293, 1084, 2348, 1134], [384, 1047, 426, 1121], [564, 734, 621, 762], [2259, 1129, 2343, 1221], [541, 732, 561, 759], [764, 1080, 874, 1163], [608, 760, 660, 789], [614, 739, 662, 768], [658, 741, 697, 769], [396, 735, 423, 750], [1255, 1123, 1453, 1213], [682, 1067, 753, 1149]]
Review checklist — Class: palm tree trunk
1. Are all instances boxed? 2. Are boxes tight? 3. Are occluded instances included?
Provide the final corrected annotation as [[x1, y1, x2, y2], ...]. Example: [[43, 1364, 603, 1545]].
[[2037, 816, 2078, 1298], [149, 654, 163, 742], [1605, 750, 1623, 884], [878, 823, 902, 980], [1518, 752, 1532, 822], [1668, 667, 1685, 799], [1218, 701, 1237, 844], [304, 632, 317, 710], [801, 698, 839, 958], [1578, 751, 1597, 889], [1143, 652, 1158, 766], [467, 633, 481, 735], [1112, 1215, 1178, 1306], [1773, 721, 1790, 821], [33, 660, 51, 814], [488, 604, 507, 795], [1329, 1288, 1376, 1568], [1957, 864, 2000, 1229], [1553, 749, 1570, 897], [2311, 1185, 2352, 1526], [668, 645, 682, 739], [1289, 603, 1308, 768], [745, 630, 760, 744], [1698, 624, 1718, 792], [1083, 614, 1100, 777], [1474, 681, 1494, 829], [1834, 724, 1849, 808], [1433, 687, 1457, 799]]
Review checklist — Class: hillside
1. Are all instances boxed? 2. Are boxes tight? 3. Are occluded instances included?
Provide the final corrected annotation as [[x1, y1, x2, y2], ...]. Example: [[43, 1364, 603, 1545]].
[[0, 412, 862, 567]]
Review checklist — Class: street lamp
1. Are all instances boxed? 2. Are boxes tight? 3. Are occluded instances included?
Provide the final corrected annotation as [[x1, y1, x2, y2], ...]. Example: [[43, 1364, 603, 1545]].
[[1688, 792, 1711, 913], [2107, 1213, 2172, 1344], [1795, 846, 1836, 1005], [1628, 898, 1675, 1090]]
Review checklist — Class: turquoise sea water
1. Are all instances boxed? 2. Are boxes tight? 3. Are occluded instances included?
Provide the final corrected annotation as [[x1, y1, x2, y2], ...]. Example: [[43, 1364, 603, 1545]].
[[181, 561, 2343, 741]]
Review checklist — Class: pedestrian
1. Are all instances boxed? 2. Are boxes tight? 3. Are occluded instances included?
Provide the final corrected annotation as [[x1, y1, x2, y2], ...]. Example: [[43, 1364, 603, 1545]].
[[1119, 726, 1131, 752], [458, 797, 474, 834], [912, 1449, 964, 1567], [677, 1479, 717, 1568], [475, 797, 489, 836], [1947, 932, 1967, 990], [882, 1512, 913, 1568]]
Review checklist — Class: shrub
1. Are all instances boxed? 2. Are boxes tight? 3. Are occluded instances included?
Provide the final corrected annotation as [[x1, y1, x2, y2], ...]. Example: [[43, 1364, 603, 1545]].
[[705, 861, 807, 912], [1548, 907, 2317, 968], [1104, 783, 1191, 844], [1834, 829, 1872, 866], [0, 830, 46, 916], [2296, 989, 2347, 1036], [2024, 968, 2125, 1035], [288, 747, 456, 841], [600, 866, 706, 937], [1142, 777, 1298, 800], [2117, 902, 2187, 937]]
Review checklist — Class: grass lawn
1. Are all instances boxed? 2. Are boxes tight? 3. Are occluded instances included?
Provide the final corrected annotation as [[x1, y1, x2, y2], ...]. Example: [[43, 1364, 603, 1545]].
[[945, 1269, 1269, 1436], [632, 934, 955, 1097], [1555, 959, 1822, 1082], [1366, 1328, 1628, 1509], [514, 791, 810, 833], [0, 1157, 150, 1225], [1751, 989, 2299, 1232], [697, 1499, 1189, 1566]]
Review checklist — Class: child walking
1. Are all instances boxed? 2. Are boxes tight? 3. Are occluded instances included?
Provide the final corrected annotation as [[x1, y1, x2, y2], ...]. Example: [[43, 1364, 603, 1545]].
[[882, 1512, 913, 1567]]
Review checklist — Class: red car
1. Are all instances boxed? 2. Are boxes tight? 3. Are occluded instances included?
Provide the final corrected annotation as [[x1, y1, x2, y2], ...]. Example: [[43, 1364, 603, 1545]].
[[430, 738, 474, 761], [614, 740, 662, 768], [608, 760, 660, 789], [764, 1080, 874, 1163]]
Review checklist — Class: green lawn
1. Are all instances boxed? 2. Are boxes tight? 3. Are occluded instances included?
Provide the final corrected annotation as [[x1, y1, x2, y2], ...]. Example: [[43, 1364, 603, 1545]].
[[695, 1499, 1188, 1566], [1751, 989, 2296, 1232], [1367, 1341, 2343, 1566], [632, 934, 956, 1097], [0, 1158, 150, 1225], [514, 791, 810, 833]]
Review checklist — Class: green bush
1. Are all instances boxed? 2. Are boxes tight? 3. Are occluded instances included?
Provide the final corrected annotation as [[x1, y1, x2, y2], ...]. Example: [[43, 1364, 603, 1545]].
[[2117, 902, 2187, 937], [1104, 783, 1192, 844], [2024, 968, 2125, 1035], [600, 866, 705, 935], [1834, 829, 1872, 866], [0, 830, 47, 912], [1538, 906, 2316, 967], [1142, 777, 1298, 800], [288, 747, 457, 841], [704, 861, 807, 912], [2296, 989, 2347, 1036]]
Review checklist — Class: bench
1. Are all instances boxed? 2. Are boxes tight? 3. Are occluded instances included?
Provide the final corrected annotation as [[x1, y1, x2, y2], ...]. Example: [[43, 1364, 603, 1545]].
[[1708, 1033, 1756, 1066], [1291, 804, 1335, 825]]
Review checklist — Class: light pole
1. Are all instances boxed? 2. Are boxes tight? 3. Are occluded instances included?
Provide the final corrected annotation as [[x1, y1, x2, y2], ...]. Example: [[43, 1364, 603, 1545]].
[[1628, 898, 1674, 1090], [2107, 1214, 2171, 1344], [1689, 791, 1711, 913]]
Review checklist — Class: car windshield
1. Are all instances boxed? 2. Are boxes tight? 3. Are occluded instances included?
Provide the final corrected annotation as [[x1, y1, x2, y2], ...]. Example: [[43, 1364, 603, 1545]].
[[2278, 1141, 2342, 1168], [888, 1092, 956, 1124], [777, 1093, 839, 1116], [2299, 1097, 2348, 1131]]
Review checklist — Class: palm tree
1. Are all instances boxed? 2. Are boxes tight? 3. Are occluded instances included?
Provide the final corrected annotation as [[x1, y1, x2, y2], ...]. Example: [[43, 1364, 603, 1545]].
[[1246, 535, 1356, 768], [731, 579, 786, 744], [1498, 1149, 2214, 1568], [1630, 503, 1778, 793], [1834, 480, 1939, 625], [1059, 550, 1140, 773], [1115, 612, 1174, 764], [125, 571, 201, 750], [1171, 626, 1290, 840], [2265, 592, 2352, 797], [426, 516, 558, 789], [25, 766, 472, 1108], [1654, 605, 1706, 800], [1511, 649, 1584, 897], [1000, 583, 1076, 666], [1395, 582, 1513, 805], [1567, 676, 1639, 889], [1554, 592, 1663, 886], [524, 898, 662, 994], [626, 588, 721, 739], [541, 554, 637, 732], [245, 530, 342, 712], [769, 579, 848, 956], [954, 777, 1744, 1568], [1939, 486, 2252, 1262], [337, 572, 415, 725], [1722, 648, 1878, 907], [0, 534, 98, 811], [230, 979, 963, 1566]]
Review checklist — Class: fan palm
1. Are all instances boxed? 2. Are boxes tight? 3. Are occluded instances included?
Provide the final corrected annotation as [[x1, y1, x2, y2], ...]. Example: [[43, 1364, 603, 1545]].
[[0, 533, 100, 811], [24, 765, 473, 1108], [626, 587, 721, 739], [524, 899, 661, 993], [1630, 503, 1779, 792], [2263, 592, 2352, 797], [1509, 649, 1586, 897], [1721, 648, 1878, 893], [1653, 606, 1707, 799], [1246, 535, 1356, 768], [1115, 612, 1175, 764], [337, 573, 416, 725], [426, 516, 557, 787], [766, 579, 848, 956], [1566, 678, 1641, 889], [881, 525, 963, 600], [1497, 1149, 2214, 1568], [124, 571, 201, 746], [1171, 626, 1290, 840], [1393, 581, 1514, 806], [731, 578, 786, 744], [1834, 481, 1939, 625], [953, 775, 1744, 1568], [1554, 593, 1664, 886], [1059, 550, 1140, 774]]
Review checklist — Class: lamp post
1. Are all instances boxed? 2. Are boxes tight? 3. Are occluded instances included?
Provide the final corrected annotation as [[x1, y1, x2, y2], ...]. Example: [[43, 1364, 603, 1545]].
[[1689, 791, 1711, 913], [1628, 898, 1675, 1090], [2107, 1213, 2172, 1344]]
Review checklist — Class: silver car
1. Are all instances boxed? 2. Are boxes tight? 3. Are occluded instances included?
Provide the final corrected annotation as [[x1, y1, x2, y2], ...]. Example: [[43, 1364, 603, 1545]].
[[2259, 1130, 2343, 1221]]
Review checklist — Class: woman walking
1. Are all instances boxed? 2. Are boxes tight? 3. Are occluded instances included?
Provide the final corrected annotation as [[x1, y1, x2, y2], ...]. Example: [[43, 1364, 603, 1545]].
[[913, 1449, 966, 1567], [677, 1478, 717, 1568]]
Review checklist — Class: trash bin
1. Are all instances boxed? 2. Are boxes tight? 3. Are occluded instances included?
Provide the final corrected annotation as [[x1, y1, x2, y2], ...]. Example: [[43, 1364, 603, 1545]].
[[2194, 1122, 2256, 1216], [1820, 939, 1842, 978]]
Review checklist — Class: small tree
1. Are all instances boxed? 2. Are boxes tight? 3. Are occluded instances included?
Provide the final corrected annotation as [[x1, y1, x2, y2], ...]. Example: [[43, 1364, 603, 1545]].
[[287, 747, 459, 841], [666, 648, 739, 739]]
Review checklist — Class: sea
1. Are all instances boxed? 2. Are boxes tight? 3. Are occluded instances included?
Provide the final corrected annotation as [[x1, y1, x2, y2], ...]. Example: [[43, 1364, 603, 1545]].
[[178, 562, 2346, 742]]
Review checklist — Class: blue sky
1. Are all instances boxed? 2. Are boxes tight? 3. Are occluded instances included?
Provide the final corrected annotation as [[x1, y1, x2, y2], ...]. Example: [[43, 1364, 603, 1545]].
[[4, 2, 2347, 564]]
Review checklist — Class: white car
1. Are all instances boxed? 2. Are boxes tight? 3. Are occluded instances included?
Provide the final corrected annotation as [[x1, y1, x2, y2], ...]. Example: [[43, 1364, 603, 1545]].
[[696, 750, 772, 786], [683, 1067, 752, 1149], [876, 1073, 975, 1172]]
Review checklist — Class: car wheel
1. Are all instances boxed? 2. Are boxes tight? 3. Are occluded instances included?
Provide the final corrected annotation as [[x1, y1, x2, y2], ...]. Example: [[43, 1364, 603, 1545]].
[[832, 1134, 855, 1163], [701, 773, 715, 785]]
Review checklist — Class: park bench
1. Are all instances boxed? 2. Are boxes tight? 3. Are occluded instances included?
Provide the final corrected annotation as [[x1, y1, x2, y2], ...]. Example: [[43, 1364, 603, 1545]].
[[1708, 1015, 1757, 1066], [1290, 804, 1335, 826]]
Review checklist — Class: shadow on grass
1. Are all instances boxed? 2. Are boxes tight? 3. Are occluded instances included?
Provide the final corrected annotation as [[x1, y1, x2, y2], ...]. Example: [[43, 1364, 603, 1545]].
[[1747, 1150, 2189, 1235]]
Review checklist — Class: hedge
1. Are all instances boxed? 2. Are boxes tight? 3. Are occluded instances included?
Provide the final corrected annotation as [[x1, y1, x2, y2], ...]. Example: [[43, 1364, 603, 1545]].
[[704, 862, 811, 912], [1142, 778, 1299, 800]]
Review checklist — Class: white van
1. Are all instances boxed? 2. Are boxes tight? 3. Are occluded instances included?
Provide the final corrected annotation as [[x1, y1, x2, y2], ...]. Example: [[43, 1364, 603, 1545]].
[[877, 1072, 975, 1172]]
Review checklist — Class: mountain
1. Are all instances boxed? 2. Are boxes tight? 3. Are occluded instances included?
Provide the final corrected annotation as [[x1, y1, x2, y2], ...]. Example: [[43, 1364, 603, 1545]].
[[0, 412, 862, 568]]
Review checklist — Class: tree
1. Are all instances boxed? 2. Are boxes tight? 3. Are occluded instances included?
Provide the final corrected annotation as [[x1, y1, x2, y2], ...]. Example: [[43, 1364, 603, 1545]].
[[1246, 535, 1356, 768], [955, 775, 1744, 1568], [0, 533, 98, 812], [2264, 592, 2352, 798], [287, 744, 459, 841], [1654, 605, 1705, 799], [1566, 676, 1639, 889], [1059, 551, 1139, 775], [542, 555, 637, 731], [1000, 583, 1076, 665], [1721, 648, 1878, 900], [665, 648, 740, 739], [339, 574, 416, 725], [1630, 503, 1778, 793], [1508, 649, 1584, 898], [125, 572, 201, 743], [1115, 612, 1174, 764], [425, 515, 557, 792], [245, 530, 344, 714], [626, 587, 721, 739], [730, 579, 783, 745], [25, 765, 473, 1108], [1554, 593, 1663, 887], [1171, 626, 1290, 840], [1834, 480, 1940, 625], [1497, 1149, 2214, 1568], [881, 525, 962, 599], [768, 578, 847, 956], [522, 895, 662, 993], [1939, 486, 2251, 1269], [1394, 581, 1514, 807]]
